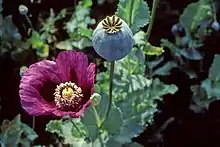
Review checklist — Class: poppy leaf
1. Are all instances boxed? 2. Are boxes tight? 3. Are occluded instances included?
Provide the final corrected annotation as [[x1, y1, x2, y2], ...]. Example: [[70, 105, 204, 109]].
[[0, 115, 37, 147], [117, 0, 150, 33], [96, 48, 178, 143]]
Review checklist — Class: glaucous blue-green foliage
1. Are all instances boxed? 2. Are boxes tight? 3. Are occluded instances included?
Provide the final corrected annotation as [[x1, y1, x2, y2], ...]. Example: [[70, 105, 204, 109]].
[[160, 0, 215, 79], [190, 55, 220, 111], [0, 0, 218, 146], [0, 115, 38, 147]]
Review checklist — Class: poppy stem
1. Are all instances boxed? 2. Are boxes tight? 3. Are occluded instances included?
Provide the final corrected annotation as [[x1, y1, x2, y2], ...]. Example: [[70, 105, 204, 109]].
[[99, 61, 115, 128], [32, 116, 35, 130], [128, 0, 135, 27], [146, 0, 159, 41], [24, 14, 35, 31], [70, 118, 84, 137]]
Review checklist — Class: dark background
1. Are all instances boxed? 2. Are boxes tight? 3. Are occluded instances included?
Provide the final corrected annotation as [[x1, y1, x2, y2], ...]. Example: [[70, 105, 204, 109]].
[[1, 0, 220, 146]]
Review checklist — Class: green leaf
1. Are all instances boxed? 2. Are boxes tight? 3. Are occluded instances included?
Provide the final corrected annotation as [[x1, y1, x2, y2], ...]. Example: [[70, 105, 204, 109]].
[[117, 0, 150, 33], [106, 135, 131, 147], [79, 0, 93, 8], [180, 2, 199, 36], [0, 15, 21, 41], [28, 31, 43, 49], [36, 44, 49, 58], [147, 56, 164, 69], [201, 79, 220, 99], [56, 40, 73, 50], [144, 42, 164, 56], [179, 49, 203, 60], [102, 105, 123, 135], [96, 48, 178, 143], [78, 28, 93, 39], [56, 0, 95, 50], [209, 55, 220, 81], [161, 39, 181, 57], [133, 31, 146, 45], [191, 55, 220, 110], [134, 31, 164, 56], [191, 84, 211, 109], [81, 107, 99, 141], [152, 61, 178, 76], [46, 120, 63, 137], [0, 115, 37, 147], [46, 118, 89, 145], [21, 123, 38, 141], [71, 37, 93, 50], [180, 0, 212, 37]]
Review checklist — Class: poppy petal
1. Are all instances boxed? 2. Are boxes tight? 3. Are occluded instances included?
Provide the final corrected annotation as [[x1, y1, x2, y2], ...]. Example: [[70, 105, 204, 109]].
[[19, 60, 60, 116], [56, 50, 89, 88], [85, 63, 96, 94]]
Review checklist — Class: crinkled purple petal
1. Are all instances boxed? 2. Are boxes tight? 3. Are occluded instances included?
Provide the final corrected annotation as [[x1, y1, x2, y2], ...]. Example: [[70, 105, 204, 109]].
[[52, 100, 92, 117], [56, 50, 88, 87], [85, 63, 96, 94], [19, 60, 61, 116]]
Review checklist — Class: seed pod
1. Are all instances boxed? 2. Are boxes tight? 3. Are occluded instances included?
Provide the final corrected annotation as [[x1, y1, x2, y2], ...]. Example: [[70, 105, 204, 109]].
[[171, 24, 185, 37], [20, 66, 28, 77], [19, 5, 28, 15], [211, 21, 220, 31], [92, 15, 134, 61]]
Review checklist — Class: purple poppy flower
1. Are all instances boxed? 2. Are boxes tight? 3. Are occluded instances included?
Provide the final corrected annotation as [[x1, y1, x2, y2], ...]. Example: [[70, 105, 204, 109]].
[[19, 50, 96, 117]]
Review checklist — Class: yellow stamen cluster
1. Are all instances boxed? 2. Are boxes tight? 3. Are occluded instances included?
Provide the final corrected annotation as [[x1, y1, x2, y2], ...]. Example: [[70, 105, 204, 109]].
[[102, 15, 122, 34], [54, 81, 83, 110]]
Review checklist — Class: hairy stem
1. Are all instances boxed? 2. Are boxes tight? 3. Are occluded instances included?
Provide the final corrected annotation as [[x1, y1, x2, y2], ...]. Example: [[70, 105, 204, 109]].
[[99, 61, 115, 128], [146, 0, 159, 41]]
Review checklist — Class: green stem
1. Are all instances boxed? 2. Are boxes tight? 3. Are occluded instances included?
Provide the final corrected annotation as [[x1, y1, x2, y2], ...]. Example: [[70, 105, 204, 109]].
[[212, 1, 217, 21], [128, 0, 135, 27], [24, 14, 34, 31], [146, 0, 159, 41], [92, 106, 101, 127], [70, 119, 84, 137], [99, 61, 115, 128]]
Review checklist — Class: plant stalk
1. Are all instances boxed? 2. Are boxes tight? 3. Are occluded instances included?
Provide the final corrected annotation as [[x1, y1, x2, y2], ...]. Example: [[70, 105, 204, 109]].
[[70, 118, 84, 137], [32, 116, 35, 130], [24, 14, 34, 31], [128, 0, 135, 27], [99, 61, 115, 128], [146, 0, 159, 41]]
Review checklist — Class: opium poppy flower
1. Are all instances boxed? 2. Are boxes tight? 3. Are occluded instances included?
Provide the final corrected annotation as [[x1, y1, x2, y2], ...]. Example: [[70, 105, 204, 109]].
[[92, 15, 134, 61], [19, 50, 96, 117]]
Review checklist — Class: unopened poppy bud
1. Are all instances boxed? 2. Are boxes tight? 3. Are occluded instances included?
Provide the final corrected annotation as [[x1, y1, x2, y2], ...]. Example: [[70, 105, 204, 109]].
[[92, 15, 134, 61], [90, 93, 101, 106], [19, 5, 28, 15], [20, 66, 28, 77]]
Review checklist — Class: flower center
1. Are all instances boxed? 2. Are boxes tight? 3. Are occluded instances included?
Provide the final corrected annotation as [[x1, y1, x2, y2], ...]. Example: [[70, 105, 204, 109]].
[[102, 15, 122, 34], [54, 81, 83, 111], [61, 87, 74, 99]]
